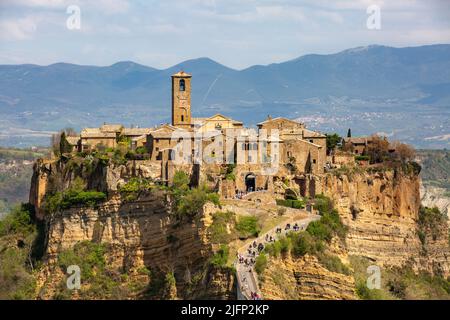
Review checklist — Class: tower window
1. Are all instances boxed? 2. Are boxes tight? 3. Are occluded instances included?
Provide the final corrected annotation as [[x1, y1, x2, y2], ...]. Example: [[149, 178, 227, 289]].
[[180, 79, 185, 91]]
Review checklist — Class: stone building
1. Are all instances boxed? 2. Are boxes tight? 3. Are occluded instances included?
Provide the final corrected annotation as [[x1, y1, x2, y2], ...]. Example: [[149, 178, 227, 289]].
[[74, 71, 328, 198], [79, 124, 152, 151]]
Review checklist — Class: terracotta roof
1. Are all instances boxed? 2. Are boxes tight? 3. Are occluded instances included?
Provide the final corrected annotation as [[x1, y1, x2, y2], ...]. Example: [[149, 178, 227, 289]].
[[130, 134, 147, 142], [172, 71, 192, 78], [344, 137, 372, 145], [122, 128, 153, 136], [81, 128, 116, 138], [100, 124, 123, 132], [257, 117, 303, 126]]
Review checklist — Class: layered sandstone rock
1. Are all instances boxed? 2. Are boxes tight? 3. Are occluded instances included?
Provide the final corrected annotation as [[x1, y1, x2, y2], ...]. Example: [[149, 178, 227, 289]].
[[260, 254, 356, 300], [321, 169, 450, 276], [31, 160, 235, 300]]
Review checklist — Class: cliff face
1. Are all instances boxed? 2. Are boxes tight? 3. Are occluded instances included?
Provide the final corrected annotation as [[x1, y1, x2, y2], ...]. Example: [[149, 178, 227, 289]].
[[30, 159, 235, 300], [260, 254, 356, 300], [321, 169, 450, 276]]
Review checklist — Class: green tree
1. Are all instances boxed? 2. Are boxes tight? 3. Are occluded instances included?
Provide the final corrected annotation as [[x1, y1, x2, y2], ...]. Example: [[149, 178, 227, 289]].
[[59, 131, 73, 154], [326, 133, 342, 154]]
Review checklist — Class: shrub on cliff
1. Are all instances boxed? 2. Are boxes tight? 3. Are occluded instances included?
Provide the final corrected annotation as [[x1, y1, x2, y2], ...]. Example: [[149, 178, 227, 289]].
[[210, 244, 229, 267], [236, 216, 260, 239], [418, 206, 447, 245], [58, 241, 106, 280], [43, 178, 106, 214], [174, 185, 220, 219], [170, 171, 220, 220], [255, 253, 268, 274], [313, 194, 333, 215], [119, 178, 154, 201], [209, 211, 237, 244]]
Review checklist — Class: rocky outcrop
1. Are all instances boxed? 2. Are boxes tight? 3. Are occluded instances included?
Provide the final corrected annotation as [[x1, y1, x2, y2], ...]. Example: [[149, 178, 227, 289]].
[[321, 169, 450, 276], [30, 159, 236, 300], [260, 255, 356, 300]]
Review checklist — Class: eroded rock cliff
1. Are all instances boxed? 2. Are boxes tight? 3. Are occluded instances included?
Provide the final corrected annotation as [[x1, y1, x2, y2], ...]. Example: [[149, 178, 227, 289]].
[[321, 168, 450, 277], [260, 254, 356, 300], [30, 159, 235, 300]]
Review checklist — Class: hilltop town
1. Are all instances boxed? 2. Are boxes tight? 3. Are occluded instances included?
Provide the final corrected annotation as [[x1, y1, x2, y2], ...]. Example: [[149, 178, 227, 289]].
[[1, 71, 449, 301], [54, 71, 406, 199]]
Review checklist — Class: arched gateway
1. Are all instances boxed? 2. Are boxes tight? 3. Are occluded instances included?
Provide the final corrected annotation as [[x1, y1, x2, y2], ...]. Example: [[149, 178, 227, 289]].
[[245, 173, 256, 192]]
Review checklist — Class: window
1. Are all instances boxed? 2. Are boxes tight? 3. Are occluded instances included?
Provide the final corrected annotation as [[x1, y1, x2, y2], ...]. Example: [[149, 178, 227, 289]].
[[313, 159, 316, 164], [181, 115, 184, 122], [309, 139, 314, 143], [179, 79, 185, 91]]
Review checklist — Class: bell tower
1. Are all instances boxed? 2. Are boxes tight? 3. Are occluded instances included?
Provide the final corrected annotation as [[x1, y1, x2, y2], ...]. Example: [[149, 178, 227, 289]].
[[172, 71, 192, 128]]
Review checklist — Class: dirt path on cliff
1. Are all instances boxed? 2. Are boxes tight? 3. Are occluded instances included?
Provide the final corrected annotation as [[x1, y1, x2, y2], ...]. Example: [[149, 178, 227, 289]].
[[235, 209, 321, 300]]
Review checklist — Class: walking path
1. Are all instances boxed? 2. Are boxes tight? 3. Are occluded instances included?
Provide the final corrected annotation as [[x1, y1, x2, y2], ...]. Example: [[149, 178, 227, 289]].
[[235, 211, 321, 300]]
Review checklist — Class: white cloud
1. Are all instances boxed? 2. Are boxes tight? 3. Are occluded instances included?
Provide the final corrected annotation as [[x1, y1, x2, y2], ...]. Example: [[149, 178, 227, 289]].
[[0, 15, 41, 40]]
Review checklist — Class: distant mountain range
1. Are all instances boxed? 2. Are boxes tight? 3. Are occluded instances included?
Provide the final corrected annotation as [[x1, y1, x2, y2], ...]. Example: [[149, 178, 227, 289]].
[[0, 44, 449, 148]]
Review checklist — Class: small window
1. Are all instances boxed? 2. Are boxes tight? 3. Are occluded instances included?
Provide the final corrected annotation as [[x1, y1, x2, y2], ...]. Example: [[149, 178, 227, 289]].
[[181, 115, 184, 122], [179, 79, 185, 91], [309, 139, 314, 143], [313, 159, 316, 164]]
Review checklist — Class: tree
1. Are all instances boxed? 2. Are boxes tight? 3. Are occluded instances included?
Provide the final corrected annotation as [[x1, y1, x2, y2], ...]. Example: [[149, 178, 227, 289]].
[[392, 141, 415, 162], [366, 135, 389, 164], [59, 131, 73, 154], [326, 133, 342, 155], [347, 128, 352, 138]]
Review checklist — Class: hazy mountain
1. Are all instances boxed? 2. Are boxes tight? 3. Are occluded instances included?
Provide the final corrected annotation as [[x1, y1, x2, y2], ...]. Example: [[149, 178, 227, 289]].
[[0, 44, 449, 148]]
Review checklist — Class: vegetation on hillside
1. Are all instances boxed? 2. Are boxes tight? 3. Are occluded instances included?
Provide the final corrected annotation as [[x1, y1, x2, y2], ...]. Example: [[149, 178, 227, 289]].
[[261, 195, 349, 276], [169, 171, 220, 220], [42, 177, 106, 214], [0, 204, 41, 299], [351, 256, 450, 300], [417, 206, 448, 249]]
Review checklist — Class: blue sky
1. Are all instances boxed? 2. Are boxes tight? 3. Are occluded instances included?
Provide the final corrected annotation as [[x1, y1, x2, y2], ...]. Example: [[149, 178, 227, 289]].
[[0, 0, 449, 69]]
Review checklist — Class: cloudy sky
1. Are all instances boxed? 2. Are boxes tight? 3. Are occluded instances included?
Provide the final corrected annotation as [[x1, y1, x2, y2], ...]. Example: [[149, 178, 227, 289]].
[[0, 0, 449, 69]]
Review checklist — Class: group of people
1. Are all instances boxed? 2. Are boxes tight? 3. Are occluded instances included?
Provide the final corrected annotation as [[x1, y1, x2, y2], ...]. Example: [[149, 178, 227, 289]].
[[238, 254, 256, 267], [238, 219, 307, 300]]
